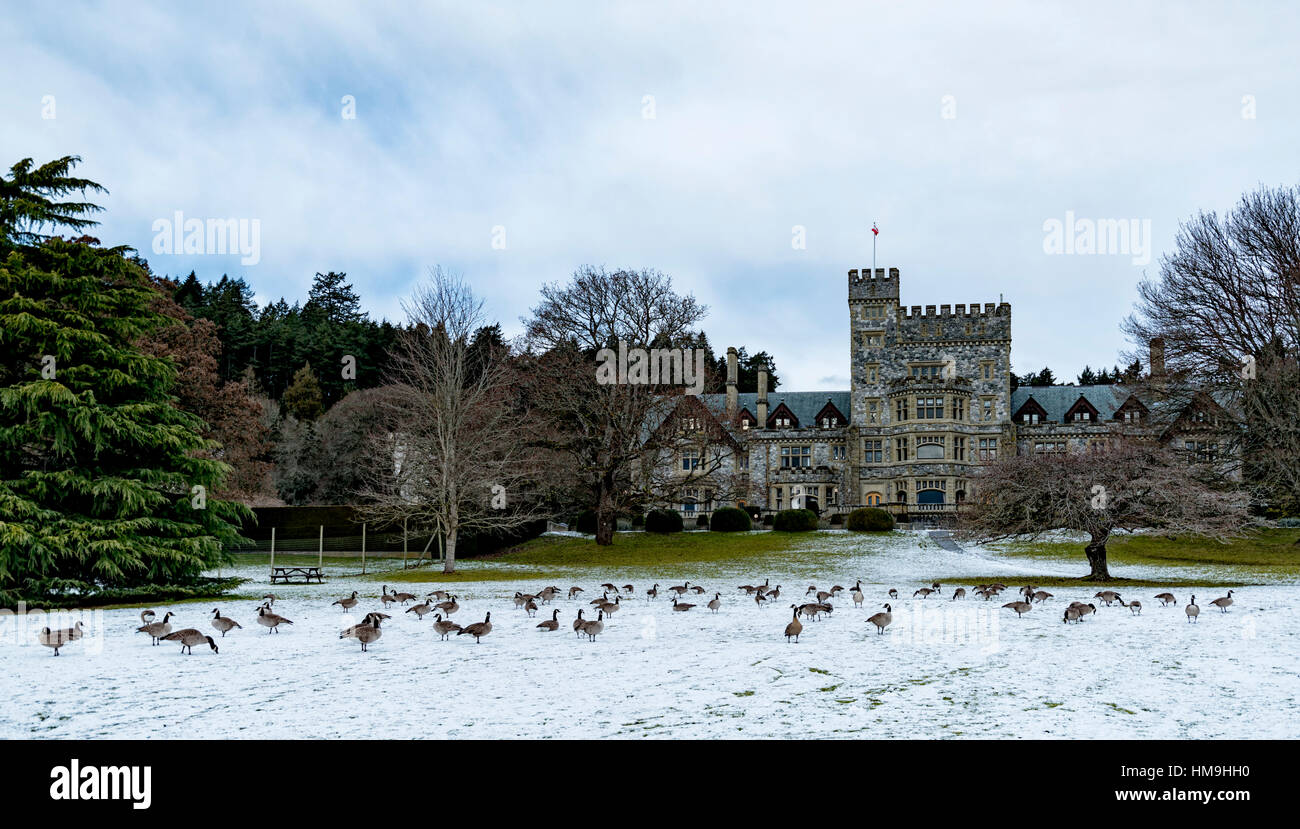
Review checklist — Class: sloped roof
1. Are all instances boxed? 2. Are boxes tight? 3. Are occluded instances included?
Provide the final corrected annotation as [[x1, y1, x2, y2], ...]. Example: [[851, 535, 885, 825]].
[[1011, 385, 1138, 422], [699, 391, 852, 427]]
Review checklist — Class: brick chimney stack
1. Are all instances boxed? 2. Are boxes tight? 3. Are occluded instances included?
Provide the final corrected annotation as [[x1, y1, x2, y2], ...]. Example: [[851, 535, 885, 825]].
[[726, 346, 738, 418], [756, 369, 769, 428]]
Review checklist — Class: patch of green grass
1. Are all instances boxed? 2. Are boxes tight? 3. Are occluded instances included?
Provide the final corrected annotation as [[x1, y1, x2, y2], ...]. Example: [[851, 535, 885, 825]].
[[991, 529, 1300, 571], [483, 531, 850, 568]]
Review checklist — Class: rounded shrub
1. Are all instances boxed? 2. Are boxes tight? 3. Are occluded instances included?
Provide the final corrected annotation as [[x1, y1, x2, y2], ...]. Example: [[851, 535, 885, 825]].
[[773, 508, 819, 532], [631, 513, 645, 529], [845, 507, 895, 532], [829, 512, 844, 526], [710, 506, 752, 532], [695, 514, 709, 528], [762, 513, 774, 526], [645, 509, 684, 534], [575, 509, 598, 534]]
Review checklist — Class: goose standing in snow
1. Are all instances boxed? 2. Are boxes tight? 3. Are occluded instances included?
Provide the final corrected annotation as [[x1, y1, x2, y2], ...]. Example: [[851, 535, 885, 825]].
[[537, 609, 561, 631], [457, 613, 493, 642], [1186, 596, 1200, 623], [211, 609, 241, 637], [136, 612, 175, 645], [784, 605, 803, 643], [161, 628, 219, 655], [867, 604, 893, 634], [1209, 590, 1235, 612], [432, 613, 461, 640], [1154, 592, 1176, 607]]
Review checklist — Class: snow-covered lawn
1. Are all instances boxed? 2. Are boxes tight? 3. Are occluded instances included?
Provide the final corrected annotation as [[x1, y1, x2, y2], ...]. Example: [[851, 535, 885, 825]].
[[4, 531, 1296, 739]]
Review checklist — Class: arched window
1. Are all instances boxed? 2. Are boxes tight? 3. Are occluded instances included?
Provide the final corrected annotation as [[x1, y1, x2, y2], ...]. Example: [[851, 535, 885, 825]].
[[916, 443, 944, 460], [865, 492, 882, 506]]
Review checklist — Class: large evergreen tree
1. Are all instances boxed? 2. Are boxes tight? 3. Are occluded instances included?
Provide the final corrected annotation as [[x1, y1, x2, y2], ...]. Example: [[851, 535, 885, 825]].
[[0, 157, 248, 602]]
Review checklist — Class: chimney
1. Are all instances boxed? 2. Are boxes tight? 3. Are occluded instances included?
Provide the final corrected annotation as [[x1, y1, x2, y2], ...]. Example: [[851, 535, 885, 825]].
[[725, 346, 738, 418], [756, 369, 769, 427], [1149, 337, 1166, 390]]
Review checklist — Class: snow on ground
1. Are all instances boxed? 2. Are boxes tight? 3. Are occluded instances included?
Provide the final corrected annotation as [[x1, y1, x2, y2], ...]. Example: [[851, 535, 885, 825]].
[[3, 531, 1297, 739]]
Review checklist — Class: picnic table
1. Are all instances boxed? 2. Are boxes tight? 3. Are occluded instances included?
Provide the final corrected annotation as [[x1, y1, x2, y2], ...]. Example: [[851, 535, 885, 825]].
[[270, 566, 324, 584]]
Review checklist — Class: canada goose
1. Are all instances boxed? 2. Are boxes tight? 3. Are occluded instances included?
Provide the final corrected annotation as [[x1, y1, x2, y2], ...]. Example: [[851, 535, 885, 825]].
[[754, 590, 768, 608], [623, 584, 636, 594], [816, 590, 832, 603], [601, 582, 618, 593], [573, 608, 586, 636], [646, 583, 660, 600], [766, 585, 781, 601], [851, 581, 865, 608], [1094, 590, 1121, 607], [708, 593, 721, 613], [603, 595, 622, 618], [1031, 590, 1053, 603], [589, 592, 609, 606], [380, 586, 398, 606], [332, 591, 360, 611], [690, 585, 706, 595], [888, 588, 898, 599], [1186, 595, 1200, 623], [799, 603, 827, 621], [1063, 606, 1081, 624], [428, 590, 450, 601], [931, 582, 942, 594], [139, 609, 156, 625], [668, 581, 692, 597], [162, 628, 219, 655], [1070, 602, 1096, 621], [867, 603, 893, 634], [829, 585, 845, 597], [805, 585, 819, 595], [406, 599, 434, 620], [913, 587, 935, 599], [391, 589, 417, 605], [537, 609, 561, 631], [784, 605, 804, 643], [513, 592, 529, 610], [37, 622, 84, 655], [210, 609, 241, 637], [1119, 598, 1142, 615], [435, 596, 459, 616], [951, 587, 967, 601], [1154, 592, 1176, 607], [340, 615, 383, 651], [1002, 600, 1032, 618], [262, 593, 280, 605], [342, 612, 383, 638], [1209, 590, 1235, 612], [739, 584, 757, 595], [433, 613, 461, 640], [256, 605, 293, 633], [989, 583, 1007, 591], [672, 598, 695, 612], [457, 613, 493, 642], [741, 579, 770, 595], [136, 612, 175, 645], [524, 599, 539, 618], [568, 586, 584, 600], [581, 610, 605, 641], [538, 587, 560, 603]]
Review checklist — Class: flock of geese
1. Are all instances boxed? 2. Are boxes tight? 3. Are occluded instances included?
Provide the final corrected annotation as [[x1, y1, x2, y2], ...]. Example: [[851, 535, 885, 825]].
[[34, 580, 1240, 656]]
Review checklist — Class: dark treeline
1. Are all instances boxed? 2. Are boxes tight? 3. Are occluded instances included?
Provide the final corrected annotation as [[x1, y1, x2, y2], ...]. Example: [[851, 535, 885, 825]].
[[172, 270, 401, 406]]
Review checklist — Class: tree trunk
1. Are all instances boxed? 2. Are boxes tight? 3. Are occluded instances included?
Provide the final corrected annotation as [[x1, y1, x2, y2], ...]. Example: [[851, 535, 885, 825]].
[[443, 526, 457, 574], [594, 481, 616, 546], [1083, 538, 1111, 581]]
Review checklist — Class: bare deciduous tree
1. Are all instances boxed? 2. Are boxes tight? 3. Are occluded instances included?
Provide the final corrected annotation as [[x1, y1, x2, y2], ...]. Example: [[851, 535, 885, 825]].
[[957, 445, 1252, 580], [1124, 182, 1300, 514], [522, 266, 707, 545], [361, 268, 545, 573]]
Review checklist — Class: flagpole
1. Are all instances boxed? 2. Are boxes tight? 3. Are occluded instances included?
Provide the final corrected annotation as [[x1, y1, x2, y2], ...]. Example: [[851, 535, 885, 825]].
[[871, 222, 878, 273]]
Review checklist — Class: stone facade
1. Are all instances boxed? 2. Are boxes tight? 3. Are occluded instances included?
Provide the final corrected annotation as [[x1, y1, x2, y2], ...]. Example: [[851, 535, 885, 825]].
[[647, 266, 1202, 521]]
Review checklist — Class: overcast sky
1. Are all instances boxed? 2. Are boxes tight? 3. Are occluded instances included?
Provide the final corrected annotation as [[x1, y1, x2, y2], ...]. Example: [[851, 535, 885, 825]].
[[4, 1, 1298, 389]]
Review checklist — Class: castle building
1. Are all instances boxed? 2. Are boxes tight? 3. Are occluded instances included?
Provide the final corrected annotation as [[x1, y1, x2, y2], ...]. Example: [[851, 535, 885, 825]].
[[647, 266, 1227, 523]]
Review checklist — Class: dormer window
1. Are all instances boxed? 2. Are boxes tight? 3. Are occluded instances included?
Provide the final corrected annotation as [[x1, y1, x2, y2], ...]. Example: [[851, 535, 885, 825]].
[[775, 416, 791, 428]]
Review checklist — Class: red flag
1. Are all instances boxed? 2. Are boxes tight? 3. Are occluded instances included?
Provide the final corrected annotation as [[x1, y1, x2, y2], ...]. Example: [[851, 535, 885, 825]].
[[871, 223, 879, 236]]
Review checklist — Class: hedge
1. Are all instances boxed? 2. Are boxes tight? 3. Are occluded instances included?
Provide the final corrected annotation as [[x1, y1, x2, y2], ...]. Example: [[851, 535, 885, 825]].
[[575, 509, 598, 534], [645, 509, 684, 533], [709, 507, 752, 532], [845, 507, 895, 532], [772, 508, 819, 532]]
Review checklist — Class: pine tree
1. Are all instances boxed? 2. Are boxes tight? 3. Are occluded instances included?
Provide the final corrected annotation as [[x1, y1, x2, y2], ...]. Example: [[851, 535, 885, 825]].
[[0, 229, 249, 600], [283, 363, 324, 421]]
